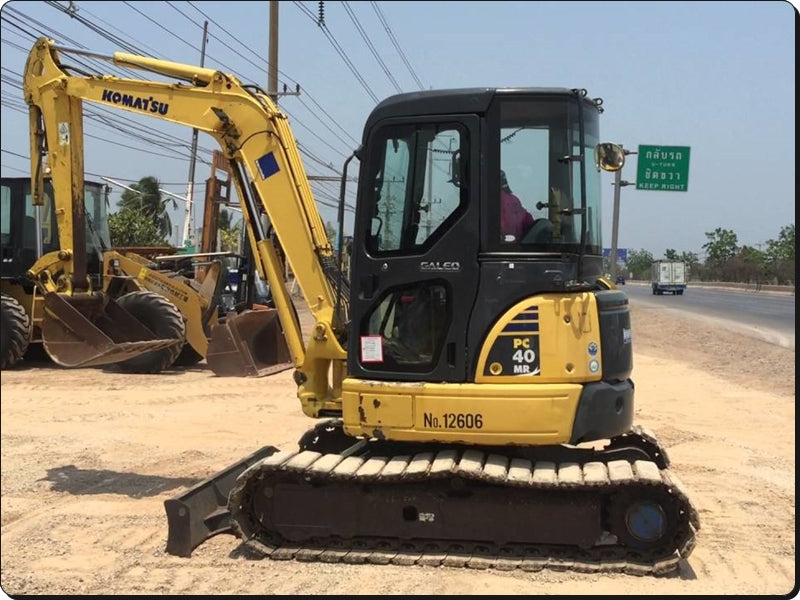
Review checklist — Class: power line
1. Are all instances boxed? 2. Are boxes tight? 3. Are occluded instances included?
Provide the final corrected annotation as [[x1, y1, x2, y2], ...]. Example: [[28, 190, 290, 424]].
[[293, 0, 380, 104], [124, 1, 358, 157], [3, 3, 364, 227], [43, 0, 144, 54], [0, 148, 210, 187], [5, 1, 361, 165], [370, 1, 425, 90], [1, 64, 217, 164], [1, 95, 210, 167], [2, 5, 168, 80], [342, 1, 403, 94], [73, 3, 165, 58]]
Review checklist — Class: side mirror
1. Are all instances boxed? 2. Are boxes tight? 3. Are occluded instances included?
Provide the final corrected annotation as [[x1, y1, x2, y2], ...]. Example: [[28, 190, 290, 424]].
[[595, 143, 626, 172]]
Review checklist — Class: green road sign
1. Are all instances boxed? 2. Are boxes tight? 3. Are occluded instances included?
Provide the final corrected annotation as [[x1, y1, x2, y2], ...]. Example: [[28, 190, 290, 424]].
[[636, 145, 690, 191]]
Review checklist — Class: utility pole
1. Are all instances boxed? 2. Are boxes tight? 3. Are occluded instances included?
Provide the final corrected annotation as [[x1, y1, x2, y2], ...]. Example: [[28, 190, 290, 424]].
[[265, 1, 290, 284], [181, 20, 209, 250], [268, 1, 279, 103], [609, 145, 635, 279]]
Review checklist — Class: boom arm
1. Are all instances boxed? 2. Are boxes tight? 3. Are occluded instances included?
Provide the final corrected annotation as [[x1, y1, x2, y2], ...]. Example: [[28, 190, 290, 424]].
[[24, 37, 347, 413]]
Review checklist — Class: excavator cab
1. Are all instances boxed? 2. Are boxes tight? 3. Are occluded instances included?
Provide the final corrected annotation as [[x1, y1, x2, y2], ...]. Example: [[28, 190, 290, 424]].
[[347, 88, 617, 388], [0, 177, 108, 289]]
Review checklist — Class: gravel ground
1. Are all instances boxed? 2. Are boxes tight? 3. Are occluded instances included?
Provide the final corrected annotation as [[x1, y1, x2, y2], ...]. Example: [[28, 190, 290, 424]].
[[0, 300, 795, 596]]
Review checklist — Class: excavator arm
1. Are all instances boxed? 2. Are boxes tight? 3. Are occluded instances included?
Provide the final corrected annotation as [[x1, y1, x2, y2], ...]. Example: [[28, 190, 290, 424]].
[[26, 89, 89, 294], [24, 38, 345, 409], [20, 45, 189, 370]]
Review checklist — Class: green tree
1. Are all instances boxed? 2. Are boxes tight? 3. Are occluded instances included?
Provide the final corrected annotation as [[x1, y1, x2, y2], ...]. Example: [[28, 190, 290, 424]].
[[766, 224, 796, 261], [108, 206, 167, 246], [702, 228, 738, 269], [664, 248, 680, 260], [764, 224, 795, 284], [730, 245, 767, 284], [218, 207, 237, 231], [626, 248, 654, 280], [118, 176, 176, 239], [679, 251, 700, 281]]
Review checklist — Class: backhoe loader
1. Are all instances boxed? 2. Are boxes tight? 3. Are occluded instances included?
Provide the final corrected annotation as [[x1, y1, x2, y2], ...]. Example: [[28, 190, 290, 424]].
[[0, 174, 187, 372], [0, 172, 243, 373], [23, 37, 699, 575]]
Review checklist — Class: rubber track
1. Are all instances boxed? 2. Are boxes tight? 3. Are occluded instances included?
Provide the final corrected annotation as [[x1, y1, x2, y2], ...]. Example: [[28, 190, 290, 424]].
[[229, 447, 700, 576]]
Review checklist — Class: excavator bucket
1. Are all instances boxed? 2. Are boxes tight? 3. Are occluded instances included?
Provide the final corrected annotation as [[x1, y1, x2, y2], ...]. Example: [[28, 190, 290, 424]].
[[205, 306, 293, 377], [40, 291, 182, 368]]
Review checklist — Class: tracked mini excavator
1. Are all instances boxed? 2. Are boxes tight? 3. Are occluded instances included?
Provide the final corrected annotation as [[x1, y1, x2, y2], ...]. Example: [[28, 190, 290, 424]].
[[23, 38, 699, 575]]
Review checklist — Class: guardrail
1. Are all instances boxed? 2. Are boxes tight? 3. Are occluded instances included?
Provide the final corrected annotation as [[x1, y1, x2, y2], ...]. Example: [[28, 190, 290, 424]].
[[628, 280, 794, 295], [690, 281, 794, 294]]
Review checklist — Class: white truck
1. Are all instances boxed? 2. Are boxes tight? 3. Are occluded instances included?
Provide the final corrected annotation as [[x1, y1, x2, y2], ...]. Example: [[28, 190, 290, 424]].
[[651, 260, 687, 295]]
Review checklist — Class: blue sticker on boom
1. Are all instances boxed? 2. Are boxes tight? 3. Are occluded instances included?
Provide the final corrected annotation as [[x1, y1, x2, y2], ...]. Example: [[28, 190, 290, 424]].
[[256, 152, 280, 179]]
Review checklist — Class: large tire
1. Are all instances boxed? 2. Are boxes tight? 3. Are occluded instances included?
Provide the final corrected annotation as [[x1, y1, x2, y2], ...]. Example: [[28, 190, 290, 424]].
[[1, 294, 31, 370], [114, 291, 186, 374]]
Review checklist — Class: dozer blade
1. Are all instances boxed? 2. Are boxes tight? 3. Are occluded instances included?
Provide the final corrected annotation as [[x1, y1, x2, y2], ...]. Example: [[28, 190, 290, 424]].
[[164, 445, 279, 557], [205, 307, 293, 378], [40, 291, 182, 368]]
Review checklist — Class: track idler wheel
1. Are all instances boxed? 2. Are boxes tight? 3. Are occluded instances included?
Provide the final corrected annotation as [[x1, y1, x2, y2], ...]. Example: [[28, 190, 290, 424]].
[[606, 486, 680, 553], [113, 291, 185, 374]]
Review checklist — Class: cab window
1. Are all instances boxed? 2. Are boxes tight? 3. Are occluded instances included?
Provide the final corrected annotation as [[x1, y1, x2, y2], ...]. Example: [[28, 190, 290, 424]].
[[367, 124, 466, 255]]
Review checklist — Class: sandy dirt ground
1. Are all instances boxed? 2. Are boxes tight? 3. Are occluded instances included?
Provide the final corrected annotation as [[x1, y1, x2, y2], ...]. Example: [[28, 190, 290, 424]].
[[0, 297, 795, 596]]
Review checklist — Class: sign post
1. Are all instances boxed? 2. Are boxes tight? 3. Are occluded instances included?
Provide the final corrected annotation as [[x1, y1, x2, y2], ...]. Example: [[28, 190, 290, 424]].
[[636, 145, 691, 191], [609, 146, 635, 280], [608, 144, 691, 279]]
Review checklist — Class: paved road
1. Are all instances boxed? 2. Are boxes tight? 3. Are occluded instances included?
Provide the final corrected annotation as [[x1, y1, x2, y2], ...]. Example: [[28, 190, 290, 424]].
[[621, 282, 795, 349]]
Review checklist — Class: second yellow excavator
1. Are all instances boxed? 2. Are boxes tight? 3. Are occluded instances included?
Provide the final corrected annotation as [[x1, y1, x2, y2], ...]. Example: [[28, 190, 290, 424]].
[[0, 173, 237, 374], [22, 37, 699, 575], [10, 48, 290, 375]]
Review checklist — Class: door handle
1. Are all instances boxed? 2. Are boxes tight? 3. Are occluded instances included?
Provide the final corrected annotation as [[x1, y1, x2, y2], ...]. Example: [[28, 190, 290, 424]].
[[359, 273, 378, 299]]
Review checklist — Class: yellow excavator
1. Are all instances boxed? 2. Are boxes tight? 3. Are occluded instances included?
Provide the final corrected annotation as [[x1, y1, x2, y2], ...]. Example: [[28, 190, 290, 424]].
[[22, 37, 699, 575]]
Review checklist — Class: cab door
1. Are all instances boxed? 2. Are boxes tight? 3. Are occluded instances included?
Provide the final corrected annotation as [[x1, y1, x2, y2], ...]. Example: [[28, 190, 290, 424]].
[[347, 116, 480, 383]]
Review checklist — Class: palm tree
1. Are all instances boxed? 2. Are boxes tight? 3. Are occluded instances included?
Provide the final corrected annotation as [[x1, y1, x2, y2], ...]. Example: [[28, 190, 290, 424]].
[[118, 176, 176, 239]]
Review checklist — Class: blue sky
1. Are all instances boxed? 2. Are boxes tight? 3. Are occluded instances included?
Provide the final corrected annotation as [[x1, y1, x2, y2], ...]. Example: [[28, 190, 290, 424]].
[[0, 0, 795, 259]]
